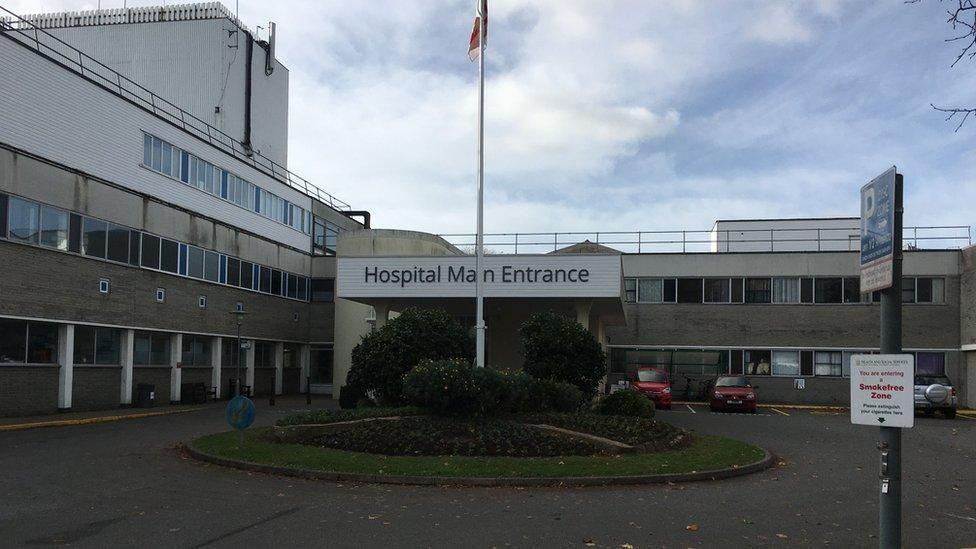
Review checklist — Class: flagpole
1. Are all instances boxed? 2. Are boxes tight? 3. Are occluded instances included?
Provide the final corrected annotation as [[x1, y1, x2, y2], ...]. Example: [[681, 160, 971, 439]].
[[475, 11, 486, 368]]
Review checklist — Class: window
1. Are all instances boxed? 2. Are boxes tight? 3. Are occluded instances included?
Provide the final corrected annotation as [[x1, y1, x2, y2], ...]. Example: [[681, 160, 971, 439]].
[[227, 257, 241, 287], [259, 266, 272, 293], [198, 295, 207, 309], [204, 251, 220, 282], [128, 230, 141, 266], [155, 288, 166, 303], [800, 277, 814, 303], [287, 273, 298, 299], [624, 278, 636, 302], [815, 278, 843, 303], [39, 205, 69, 250], [916, 352, 945, 376], [187, 246, 204, 279], [240, 262, 254, 290], [106, 223, 130, 263], [772, 277, 799, 303], [744, 350, 771, 375], [771, 350, 800, 376], [141, 234, 161, 269], [901, 277, 916, 304], [271, 270, 283, 295], [731, 278, 744, 302], [283, 343, 301, 368], [26, 322, 59, 363], [0, 318, 27, 363], [133, 331, 170, 366], [160, 239, 179, 273], [703, 278, 730, 303], [181, 335, 212, 367], [663, 278, 677, 302], [99, 278, 110, 294], [745, 278, 771, 303], [8, 197, 40, 244], [74, 326, 120, 365], [254, 341, 275, 368], [676, 278, 703, 303], [310, 344, 334, 384], [0, 194, 6, 239], [815, 351, 843, 376], [82, 217, 107, 259], [634, 278, 661, 303], [221, 337, 246, 371], [843, 277, 862, 303], [311, 278, 335, 302], [297, 277, 308, 301], [916, 277, 944, 304]]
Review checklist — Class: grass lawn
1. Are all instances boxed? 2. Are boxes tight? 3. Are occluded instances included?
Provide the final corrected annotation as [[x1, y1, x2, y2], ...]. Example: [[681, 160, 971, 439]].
[[192, 428, 765, 478]]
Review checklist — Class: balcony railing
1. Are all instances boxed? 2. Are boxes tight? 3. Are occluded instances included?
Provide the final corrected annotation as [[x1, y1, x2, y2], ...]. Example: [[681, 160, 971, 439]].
[[0, 5, 351, 212], [439, 225, 973, 255]]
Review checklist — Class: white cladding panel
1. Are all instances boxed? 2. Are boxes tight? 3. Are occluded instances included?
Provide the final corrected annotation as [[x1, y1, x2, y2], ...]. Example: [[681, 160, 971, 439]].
[[0, 36, 310, 250], [338, 255, 622, 298], [711, 218, 860, 252]]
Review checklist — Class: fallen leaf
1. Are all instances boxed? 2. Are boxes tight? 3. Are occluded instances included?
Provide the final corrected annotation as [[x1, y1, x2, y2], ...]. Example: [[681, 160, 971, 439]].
[[776, 533, 788, 539], [686, 524, 699, 532]]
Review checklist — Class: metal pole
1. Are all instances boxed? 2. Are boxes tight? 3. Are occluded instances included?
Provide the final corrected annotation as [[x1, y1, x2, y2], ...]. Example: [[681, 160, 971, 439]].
[[235, 315, 242, 398], [474, 10, 486, 368], [878, 173, 903, 549]]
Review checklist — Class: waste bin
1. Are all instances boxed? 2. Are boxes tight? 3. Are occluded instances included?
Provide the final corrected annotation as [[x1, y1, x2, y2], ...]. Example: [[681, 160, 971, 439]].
[[135, 383, 155, 408]]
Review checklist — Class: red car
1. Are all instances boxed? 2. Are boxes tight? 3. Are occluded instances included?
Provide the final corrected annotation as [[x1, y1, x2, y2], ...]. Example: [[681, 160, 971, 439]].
[[632, 367, 672, 410], [710, 376, 757, 413]]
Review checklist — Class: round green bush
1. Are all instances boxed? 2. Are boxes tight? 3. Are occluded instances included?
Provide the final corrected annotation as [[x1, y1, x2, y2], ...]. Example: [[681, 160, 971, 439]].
[[595, 390, 656, 418], [348, 308, 472, 404], [520, 311, 607, 399], [402, 359, 506, 416]]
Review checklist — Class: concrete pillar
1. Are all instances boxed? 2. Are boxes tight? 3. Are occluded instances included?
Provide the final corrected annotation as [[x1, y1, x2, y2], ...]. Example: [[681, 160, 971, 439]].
[[374, 303, 390, 330], [211, 337, 223, 399], [274, 341, 284, 395], [119, 329, 134, 406], [169, 333, 183, 404], [575, 300, 593, 330], [245, 341, 256, 390], [57, 324, 74, 411], [299, 344, 311, 393]]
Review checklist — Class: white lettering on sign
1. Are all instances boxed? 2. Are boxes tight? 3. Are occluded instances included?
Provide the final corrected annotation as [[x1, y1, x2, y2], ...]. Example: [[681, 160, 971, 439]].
[[850, 354, 914, 428]]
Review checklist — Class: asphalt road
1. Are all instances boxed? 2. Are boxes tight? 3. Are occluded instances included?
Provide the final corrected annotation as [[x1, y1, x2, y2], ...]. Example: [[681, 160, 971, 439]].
[[0, 400, 973, 548]]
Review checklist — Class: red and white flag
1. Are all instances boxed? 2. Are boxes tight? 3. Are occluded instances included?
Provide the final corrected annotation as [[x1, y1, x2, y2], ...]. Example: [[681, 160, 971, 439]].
[[467, 0, 487, 61]]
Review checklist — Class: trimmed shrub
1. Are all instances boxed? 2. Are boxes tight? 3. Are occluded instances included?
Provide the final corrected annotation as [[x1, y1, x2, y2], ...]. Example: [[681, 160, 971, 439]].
[[347, 308, 472, 404], [595, 390, 655, 418], [338, 384, 364, 410], [520, 311, 607, 399], [507, 373, 583, 414]]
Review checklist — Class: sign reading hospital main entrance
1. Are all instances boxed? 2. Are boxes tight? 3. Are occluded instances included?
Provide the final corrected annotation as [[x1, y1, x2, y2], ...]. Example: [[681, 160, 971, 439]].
[[850, 354, 914, 428], [337, 255, 621, 298], [859, 167, 896, 293]]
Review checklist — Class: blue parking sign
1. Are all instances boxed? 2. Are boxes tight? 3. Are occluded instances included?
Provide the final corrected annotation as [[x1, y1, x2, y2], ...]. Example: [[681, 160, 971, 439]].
[[860, 167, 896, 293]]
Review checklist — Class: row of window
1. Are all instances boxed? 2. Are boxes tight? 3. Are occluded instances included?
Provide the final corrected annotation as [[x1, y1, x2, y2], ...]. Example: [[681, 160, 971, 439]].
[[1, 193, 313, 302], [610, 348, 947, 378], [143, 134, 311, 234], [623, 276, 946, 305], [0, 319, 312, 367]]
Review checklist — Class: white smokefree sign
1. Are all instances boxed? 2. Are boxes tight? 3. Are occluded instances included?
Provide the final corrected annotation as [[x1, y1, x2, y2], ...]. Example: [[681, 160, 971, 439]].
[[850, 354, 914, 428]]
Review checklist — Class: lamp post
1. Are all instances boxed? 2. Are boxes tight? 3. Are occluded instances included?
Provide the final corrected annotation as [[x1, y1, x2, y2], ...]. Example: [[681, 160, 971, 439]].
[[229, 308, 249, 397]]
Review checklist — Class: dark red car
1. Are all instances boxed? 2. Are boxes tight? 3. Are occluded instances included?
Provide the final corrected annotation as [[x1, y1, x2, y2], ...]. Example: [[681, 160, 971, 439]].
[[632, 367, 672, 410], [710, 376, 757, 413]]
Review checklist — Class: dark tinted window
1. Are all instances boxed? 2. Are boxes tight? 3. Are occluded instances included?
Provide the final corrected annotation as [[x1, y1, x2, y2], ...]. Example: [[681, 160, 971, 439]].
[[311, 278, 335, 302], [68, 213, 82, 253], [0, 193, 7, 239], [227, 258, 241, 287], [73, 325, 96, 364], [27, 322, 58, 363], [0, 318, 27, 363], [128, 231, 141, 265], [82, 218, 107, 258], [187, 246, 204, 279], [240, 262, 254, 290], [663, 278, 676, 302], [843, 277, 861, 303], [259, 267, 272, 293], [800, 277, 814, 303], [271, 270, 282, 295], [704, 278, 730, 303], [745, 278, 771, 303], [287, 273, 298, 299], [95, 328, 120, 364], [297, 277, 308, 301], [815, 278, 843, 303], [106, 223, 129, 263], [204, 251, 220, 282], [160, 239, 179, 273], [141, 234, 160, 269], [676, 278, 702, 303], [731, 278, 743, 303]]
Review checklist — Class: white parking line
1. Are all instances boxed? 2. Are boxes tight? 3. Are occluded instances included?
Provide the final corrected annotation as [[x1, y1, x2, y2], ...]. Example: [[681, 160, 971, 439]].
[[770, 407, 790, 416], [686, 404, 696, 414], [957, 414, 976, 421]]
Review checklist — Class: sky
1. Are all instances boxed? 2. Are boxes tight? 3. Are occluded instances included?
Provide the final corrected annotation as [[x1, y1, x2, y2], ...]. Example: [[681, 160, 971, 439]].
[[7, 0, 976, 242]]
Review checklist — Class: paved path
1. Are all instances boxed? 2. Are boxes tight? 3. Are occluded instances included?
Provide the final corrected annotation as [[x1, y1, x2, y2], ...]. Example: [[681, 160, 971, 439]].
[[0, 401, 973, 548]]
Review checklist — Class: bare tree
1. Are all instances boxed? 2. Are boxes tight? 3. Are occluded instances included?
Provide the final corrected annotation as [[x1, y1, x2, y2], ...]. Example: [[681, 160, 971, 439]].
[[912, 0, 976, 130]]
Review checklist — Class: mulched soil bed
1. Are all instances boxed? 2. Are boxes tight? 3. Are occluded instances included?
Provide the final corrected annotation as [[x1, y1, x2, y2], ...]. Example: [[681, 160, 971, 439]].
[[517, 413, 690, 451], [307, 416, 609, 457]]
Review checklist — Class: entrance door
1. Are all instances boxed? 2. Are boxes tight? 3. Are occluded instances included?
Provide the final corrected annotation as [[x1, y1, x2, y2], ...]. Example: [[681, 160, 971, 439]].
[[309, 344, 334, 395]]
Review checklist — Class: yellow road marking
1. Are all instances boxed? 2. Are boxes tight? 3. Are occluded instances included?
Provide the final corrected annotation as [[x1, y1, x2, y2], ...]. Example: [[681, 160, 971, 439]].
[[0, 407, 205, 432]]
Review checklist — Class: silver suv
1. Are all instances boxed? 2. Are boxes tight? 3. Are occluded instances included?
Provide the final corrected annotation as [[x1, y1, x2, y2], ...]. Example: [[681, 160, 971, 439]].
[[914, 375, 957, 419]]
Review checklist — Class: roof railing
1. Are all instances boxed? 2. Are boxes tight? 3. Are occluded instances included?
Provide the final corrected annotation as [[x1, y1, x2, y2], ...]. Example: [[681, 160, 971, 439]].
[[439, 225, 973, 255], [0, 4, 351, 212]]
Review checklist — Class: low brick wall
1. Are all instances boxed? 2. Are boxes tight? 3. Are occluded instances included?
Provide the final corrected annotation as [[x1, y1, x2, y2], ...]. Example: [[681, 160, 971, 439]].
[[132, 367, 171, 406], [0, 366, 59, 416], [72, 366, 121, 412], [283, 368, 301, 395]]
